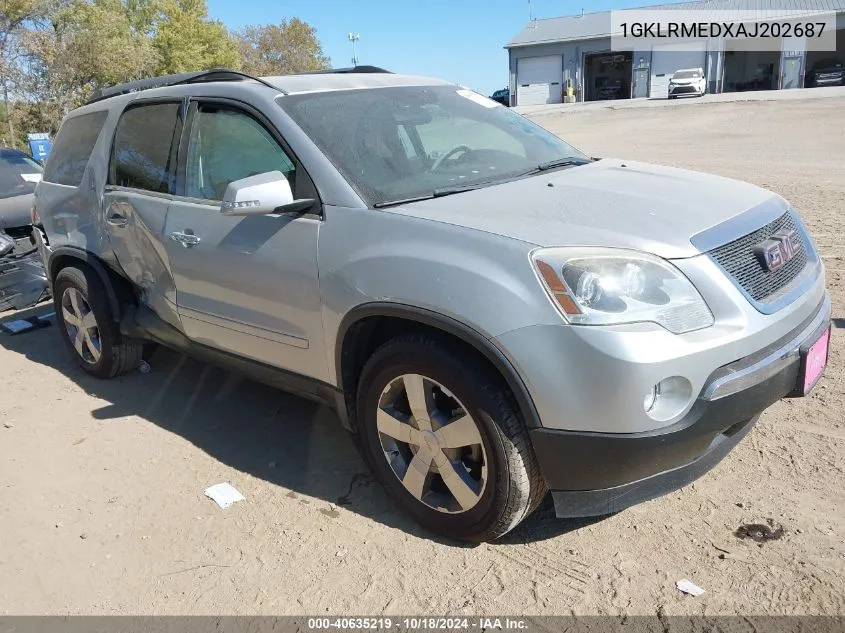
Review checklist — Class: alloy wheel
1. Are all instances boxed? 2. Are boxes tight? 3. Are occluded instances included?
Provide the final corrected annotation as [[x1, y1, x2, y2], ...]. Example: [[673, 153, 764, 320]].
[[61, 287, 101, 364], [377, 374, 488, 514]]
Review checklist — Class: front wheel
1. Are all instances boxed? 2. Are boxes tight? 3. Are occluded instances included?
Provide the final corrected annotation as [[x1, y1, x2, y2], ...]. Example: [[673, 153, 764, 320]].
[[356, 335, 547, 542]]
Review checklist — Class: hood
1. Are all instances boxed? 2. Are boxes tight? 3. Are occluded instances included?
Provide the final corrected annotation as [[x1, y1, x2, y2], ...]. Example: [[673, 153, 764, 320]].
[[385, 159, 785, 259], [0, 192, 33, 230]]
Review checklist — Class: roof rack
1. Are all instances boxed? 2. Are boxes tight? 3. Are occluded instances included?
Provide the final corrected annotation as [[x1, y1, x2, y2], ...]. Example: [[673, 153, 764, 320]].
[[85, 68, 279, 105], [296, 65, 392, 75]]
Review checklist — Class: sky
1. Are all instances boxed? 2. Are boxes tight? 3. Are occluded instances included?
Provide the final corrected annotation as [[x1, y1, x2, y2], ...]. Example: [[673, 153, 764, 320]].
[[207, 0, 672, 96]]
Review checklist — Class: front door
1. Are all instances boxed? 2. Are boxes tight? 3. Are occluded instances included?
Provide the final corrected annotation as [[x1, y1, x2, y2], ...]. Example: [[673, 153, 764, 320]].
[[633, 66, 650, 98], [163, 100, 326, 380], [782, 56, 803, 90]]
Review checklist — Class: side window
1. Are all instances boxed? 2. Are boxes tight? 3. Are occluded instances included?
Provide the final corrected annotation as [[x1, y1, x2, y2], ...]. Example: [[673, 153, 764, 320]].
[[186, 105, 295, 202], [42, 110, 108, 186], [110, 102, 181, 194]]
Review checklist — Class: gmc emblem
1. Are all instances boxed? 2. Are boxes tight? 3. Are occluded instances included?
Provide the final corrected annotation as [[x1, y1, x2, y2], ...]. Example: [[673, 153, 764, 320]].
[[755, 229, 802, 272]]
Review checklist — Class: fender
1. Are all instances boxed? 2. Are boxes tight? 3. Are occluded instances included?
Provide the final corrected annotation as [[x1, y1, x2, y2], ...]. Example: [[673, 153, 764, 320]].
[[48, 246, 124, 323], [336, 302, 543, 429]]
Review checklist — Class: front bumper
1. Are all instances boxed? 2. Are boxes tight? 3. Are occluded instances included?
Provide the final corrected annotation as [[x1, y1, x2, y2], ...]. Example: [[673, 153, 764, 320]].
[[530, 293, 830, 518], [813, 76, 844, 86], [669, 84, 704, 95]]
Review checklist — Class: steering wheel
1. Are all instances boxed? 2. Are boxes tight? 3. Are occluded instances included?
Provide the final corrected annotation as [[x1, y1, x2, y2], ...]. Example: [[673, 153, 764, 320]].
[[430, 145, 473, 171]]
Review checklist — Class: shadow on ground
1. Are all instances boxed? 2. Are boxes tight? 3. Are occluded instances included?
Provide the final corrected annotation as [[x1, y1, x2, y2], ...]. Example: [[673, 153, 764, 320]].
[[1, 303, 599, 545]]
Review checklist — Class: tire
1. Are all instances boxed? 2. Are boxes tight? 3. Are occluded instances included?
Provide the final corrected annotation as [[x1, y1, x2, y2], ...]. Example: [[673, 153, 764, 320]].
[[53, 265, 143, 379], [356, 334, 547, 542]]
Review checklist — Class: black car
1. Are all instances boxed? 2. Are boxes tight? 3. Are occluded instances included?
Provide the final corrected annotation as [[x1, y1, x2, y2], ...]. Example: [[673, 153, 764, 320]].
[[490, 88, 510, 106], [807, 58, 845, 88], [596, 78, 624, 100], [0, 147, 43, 240]]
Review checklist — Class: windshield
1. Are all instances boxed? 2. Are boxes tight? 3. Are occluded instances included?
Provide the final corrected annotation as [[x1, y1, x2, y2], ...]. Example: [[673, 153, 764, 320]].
[[673, 70, 701, 80], [278, 85, 588, 206], [0, 149, 42, 199]]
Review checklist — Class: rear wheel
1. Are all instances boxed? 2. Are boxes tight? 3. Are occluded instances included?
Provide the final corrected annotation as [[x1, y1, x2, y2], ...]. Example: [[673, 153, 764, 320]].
[[54, 266, 143, 378], [356, 334, 547, 542]]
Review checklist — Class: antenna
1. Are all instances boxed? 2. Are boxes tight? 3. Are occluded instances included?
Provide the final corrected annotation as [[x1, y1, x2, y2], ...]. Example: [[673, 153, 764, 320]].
[[348, 32, 360, 66], [528, 0, 534, 21]]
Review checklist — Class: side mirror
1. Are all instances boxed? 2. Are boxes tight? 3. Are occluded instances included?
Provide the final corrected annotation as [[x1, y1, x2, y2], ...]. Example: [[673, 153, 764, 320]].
[[220, 171, 313, 217]]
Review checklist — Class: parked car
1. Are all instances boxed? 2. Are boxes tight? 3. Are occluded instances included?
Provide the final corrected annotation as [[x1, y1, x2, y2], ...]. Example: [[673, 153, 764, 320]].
[[596, 78, 624, 100], [669, 68, 706, 98], [490, 88, 510, 106], [32, 67, 829, 542], [807, 58, 845, 88], [1, 147, 43, 240]]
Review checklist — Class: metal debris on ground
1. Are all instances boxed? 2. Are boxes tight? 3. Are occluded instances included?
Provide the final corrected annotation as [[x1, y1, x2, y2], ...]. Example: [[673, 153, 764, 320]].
[[1, 316, 51, 335], [204, 483, 245, 510], [676, 579, 705, 597]]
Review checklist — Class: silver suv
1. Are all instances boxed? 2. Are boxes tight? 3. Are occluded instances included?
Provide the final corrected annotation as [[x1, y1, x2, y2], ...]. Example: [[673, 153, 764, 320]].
[[32, 67, 830, 542]]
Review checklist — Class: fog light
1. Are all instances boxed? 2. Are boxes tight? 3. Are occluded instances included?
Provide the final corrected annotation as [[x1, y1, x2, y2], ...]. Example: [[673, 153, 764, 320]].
[[644, 377, 694, 422]]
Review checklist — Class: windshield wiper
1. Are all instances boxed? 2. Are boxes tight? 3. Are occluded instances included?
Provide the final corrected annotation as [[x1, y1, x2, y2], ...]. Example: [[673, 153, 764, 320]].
[[536, 157, 592, 171], [374, 184, 484, 208], [510, 157, 592, 180]]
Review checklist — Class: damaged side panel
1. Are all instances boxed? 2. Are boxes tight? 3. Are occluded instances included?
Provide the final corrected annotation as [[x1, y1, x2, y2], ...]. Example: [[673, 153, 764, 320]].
[[102, 189, 180, 329]]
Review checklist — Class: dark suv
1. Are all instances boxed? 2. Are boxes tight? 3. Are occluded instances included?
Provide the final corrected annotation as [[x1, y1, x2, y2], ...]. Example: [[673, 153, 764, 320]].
[[807, 58, 845, 88], [490, 88, 510, 106]]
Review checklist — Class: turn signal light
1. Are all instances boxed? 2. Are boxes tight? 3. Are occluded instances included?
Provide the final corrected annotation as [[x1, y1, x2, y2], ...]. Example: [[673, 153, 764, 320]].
[[535, 259, 582, 315]]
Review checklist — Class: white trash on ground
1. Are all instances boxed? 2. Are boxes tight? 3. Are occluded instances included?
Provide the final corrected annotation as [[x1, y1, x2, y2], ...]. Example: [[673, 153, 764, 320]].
[[138, 360, 151, 374], [676, 579, 705, 597], [205, 483, 245, 510]]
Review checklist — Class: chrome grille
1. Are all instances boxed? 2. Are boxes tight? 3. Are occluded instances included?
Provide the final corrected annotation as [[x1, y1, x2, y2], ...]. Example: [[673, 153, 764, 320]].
[[708, 212, 808, 303]]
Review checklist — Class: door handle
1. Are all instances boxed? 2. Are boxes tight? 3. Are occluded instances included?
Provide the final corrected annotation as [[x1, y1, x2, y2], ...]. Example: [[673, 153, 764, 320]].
[[106, 213, 128, 227], [169, 231, 201, 248]]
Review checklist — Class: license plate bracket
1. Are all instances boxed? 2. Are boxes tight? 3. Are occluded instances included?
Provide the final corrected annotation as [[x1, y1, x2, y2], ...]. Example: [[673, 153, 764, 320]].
[[790, 326, 831, 397]]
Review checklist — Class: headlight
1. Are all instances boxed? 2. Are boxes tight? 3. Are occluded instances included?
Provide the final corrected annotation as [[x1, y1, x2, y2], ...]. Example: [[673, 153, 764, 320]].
[[531, 247, 714, 334]]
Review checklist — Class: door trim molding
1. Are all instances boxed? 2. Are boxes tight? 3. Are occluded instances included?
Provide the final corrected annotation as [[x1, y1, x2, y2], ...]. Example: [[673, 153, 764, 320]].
[[180, 306, 310, 349]]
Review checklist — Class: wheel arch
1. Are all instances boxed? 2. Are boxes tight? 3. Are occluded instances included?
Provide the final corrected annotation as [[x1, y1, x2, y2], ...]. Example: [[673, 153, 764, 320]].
[[335, 302, 542, 432], [48, 247, 134, 323]]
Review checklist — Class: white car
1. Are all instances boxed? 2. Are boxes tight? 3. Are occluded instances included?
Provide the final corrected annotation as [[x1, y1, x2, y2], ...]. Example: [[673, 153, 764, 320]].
[[669, 68, 706, 99]]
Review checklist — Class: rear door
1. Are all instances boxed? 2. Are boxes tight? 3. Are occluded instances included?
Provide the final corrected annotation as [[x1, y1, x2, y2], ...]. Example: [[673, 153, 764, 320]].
[[103, 100, 183, 328], [163, 99, 325, 379]]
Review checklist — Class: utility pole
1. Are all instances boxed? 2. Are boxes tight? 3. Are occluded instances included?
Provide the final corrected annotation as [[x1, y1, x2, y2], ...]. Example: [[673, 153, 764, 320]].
[[348, 33, 360, 66]]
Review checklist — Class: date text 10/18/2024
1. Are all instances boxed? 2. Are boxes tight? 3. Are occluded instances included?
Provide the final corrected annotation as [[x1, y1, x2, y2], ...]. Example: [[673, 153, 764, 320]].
[[307, 618, 529, 630]]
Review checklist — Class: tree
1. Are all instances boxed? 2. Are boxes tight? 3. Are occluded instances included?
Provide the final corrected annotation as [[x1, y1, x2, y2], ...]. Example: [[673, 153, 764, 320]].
[[236, 18, 330, 77], [152, 0, 239, 74], [14, 0, 158, 131], [0, 0, 332, 148], [1, 0, 49, 146]]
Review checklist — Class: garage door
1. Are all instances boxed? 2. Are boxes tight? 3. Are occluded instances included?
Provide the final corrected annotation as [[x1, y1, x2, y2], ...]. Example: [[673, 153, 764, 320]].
[[650, 42, 707, 98], [517, 56, 562, 106]]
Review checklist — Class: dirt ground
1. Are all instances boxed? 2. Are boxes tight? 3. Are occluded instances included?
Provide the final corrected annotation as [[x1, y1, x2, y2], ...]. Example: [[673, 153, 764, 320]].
[[1, 95, 843, 617]]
